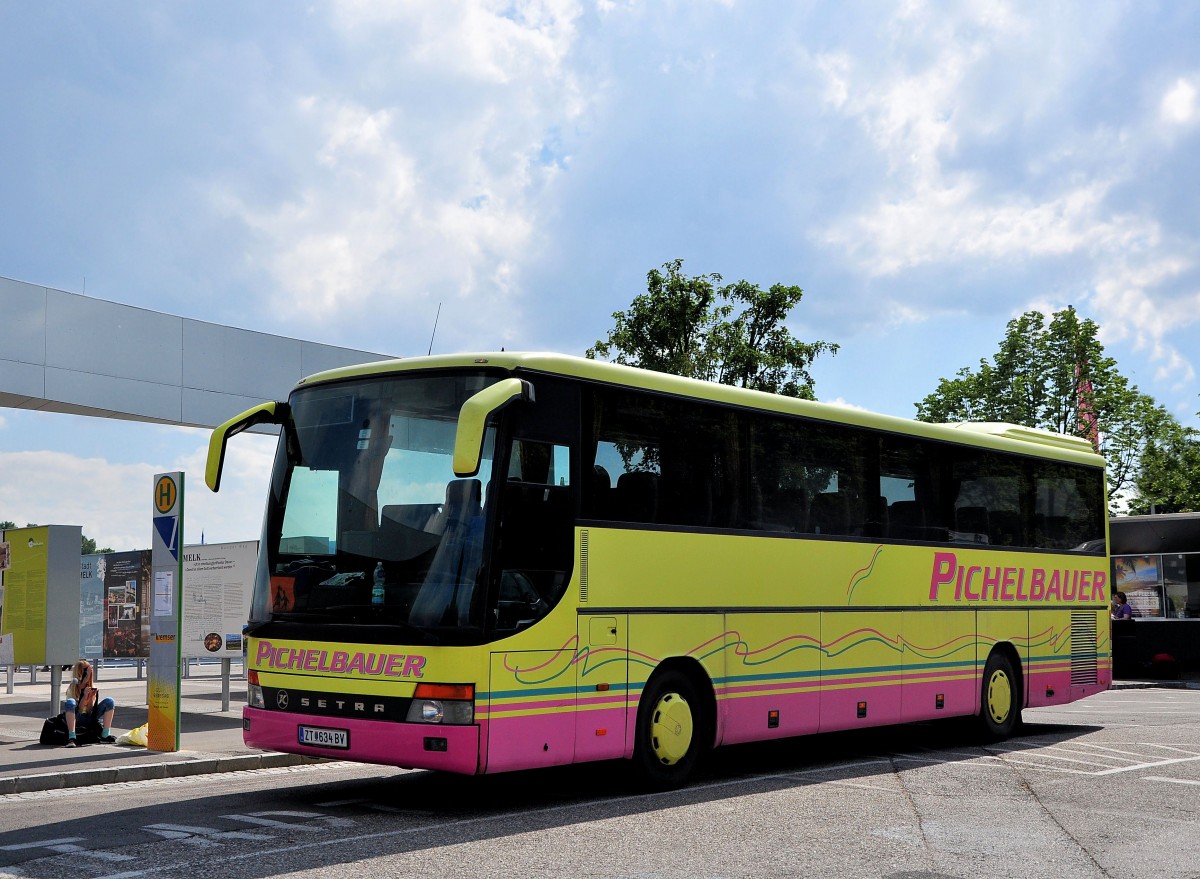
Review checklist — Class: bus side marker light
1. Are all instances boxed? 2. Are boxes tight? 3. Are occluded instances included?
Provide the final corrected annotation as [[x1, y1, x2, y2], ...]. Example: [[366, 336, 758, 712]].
[[424, 737, 448, 752], [1046, 686, 1055, 697], [595, 728, 608, 736], [936, 694, 945, 710], [596, 683, 610, 691], [767, 710, 780, 729], [857, 701, 868, 719]]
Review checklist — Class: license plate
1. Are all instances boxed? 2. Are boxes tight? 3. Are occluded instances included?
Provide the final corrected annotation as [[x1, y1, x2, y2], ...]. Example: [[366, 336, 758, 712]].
[[298, 725, 349, 749]]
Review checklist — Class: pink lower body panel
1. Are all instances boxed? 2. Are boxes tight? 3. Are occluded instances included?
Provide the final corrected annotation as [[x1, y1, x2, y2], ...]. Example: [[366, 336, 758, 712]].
[[1026, 661, 1112, 708], [243, 707, 481, 774], [718, 689, 821, 745]]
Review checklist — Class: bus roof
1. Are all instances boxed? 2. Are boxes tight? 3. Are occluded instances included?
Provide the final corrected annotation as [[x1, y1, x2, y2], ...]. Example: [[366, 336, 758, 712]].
[[294, 351, 1106, 468]]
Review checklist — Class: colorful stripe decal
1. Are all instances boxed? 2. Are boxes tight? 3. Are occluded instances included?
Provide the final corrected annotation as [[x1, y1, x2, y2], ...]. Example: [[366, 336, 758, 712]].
[[483, 624, 1109, 721]]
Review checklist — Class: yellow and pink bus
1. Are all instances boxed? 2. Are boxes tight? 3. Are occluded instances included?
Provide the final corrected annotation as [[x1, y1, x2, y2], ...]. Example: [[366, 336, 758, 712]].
[[207, 352, 1111, 787]]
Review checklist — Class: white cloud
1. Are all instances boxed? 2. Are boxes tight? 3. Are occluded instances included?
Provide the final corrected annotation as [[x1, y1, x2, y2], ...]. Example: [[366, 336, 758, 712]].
[[330, 1, 582, 84], [808, 3, 1198, 386], [0, 435, 275, 552], [823, 180, 1162, 276], [823, 397, 869, 411], [1091, 258, 1200, 385], [218, 2, 590, 352], [1161, 77, 1198, 126]]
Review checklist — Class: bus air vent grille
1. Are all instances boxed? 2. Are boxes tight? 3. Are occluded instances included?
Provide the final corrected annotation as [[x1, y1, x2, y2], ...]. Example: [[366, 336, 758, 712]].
[[579, 529, 589, 603], [1070, 611, 1098, 686]]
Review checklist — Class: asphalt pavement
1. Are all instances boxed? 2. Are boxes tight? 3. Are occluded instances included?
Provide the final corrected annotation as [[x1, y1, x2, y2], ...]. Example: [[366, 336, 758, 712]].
[[1, 661, 1195, 797], [0, 662, 319, 796]]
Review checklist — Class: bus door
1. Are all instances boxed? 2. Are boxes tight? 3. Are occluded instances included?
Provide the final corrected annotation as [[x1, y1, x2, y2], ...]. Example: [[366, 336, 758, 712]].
[[575, 613, 629, 761], [484, 381, 581, 772]]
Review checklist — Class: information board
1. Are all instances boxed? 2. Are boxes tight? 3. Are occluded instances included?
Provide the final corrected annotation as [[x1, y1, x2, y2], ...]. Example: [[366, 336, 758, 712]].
[[181, 541, 257, 659]]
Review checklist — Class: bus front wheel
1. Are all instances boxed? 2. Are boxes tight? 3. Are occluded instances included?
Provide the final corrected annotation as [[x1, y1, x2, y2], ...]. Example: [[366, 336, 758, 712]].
[[633, 669, 706, 789], [979, 651, 1022, 740]]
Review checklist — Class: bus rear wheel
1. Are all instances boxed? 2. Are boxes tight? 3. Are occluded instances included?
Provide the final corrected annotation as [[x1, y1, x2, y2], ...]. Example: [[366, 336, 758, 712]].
[[634, 669, 706, 789], [978, 651, 1022, 740]]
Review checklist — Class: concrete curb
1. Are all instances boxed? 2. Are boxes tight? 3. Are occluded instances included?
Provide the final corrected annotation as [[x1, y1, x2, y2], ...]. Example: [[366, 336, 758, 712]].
[[0, 752, 325, 796]]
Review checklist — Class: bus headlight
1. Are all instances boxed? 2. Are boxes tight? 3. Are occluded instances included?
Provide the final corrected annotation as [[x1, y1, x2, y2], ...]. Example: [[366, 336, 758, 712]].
[[405, 683, 475, 725], [247, 670, 265, 708]]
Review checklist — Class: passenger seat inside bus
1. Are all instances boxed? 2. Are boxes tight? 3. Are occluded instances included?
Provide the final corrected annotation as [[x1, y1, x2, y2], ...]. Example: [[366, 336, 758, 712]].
[[887, 500, 925, 540], [753, 485, 807, 533], [613, 471, 659, 523], [988, 510, 1022, 547], [810, 491, 849, 535], [955, 506, 990, 544], [409, 479, 484, 627]]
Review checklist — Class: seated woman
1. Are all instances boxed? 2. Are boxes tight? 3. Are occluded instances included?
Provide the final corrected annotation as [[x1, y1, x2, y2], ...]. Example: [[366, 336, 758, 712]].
[[63, 659, 117, 746]]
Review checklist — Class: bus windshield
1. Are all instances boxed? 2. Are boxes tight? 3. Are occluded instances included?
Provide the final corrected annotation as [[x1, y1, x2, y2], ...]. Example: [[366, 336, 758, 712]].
[[252, 371, 503, 638]]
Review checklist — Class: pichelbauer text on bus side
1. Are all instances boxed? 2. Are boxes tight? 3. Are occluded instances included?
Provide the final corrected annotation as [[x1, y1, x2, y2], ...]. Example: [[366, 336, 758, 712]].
[[255, 640, 426, 677], [928, 551, 1107, 603]]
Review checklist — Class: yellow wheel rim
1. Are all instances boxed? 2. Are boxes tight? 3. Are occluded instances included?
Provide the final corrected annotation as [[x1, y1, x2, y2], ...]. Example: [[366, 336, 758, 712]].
[[986, 669, 1012, 725], [649, 691, 694, 765]]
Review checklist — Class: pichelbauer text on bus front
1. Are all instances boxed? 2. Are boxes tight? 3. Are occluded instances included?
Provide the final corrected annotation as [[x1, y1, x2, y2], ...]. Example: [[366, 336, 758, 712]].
[[255, 640, 426, 677], [928, 551, 1107, 602]]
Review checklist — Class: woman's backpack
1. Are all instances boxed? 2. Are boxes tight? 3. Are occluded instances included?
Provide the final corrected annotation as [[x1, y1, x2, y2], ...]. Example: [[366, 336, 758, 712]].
[[39, 713, 69, 746]]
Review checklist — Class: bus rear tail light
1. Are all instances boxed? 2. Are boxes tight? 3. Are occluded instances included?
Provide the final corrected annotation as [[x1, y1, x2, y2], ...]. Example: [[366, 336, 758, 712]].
[[406, 683, 475, 725]]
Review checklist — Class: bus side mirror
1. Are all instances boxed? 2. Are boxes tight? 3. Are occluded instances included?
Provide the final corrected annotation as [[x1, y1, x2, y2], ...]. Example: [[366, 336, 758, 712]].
[[206, 401, 289, 492], [453, 379, 534, 477]]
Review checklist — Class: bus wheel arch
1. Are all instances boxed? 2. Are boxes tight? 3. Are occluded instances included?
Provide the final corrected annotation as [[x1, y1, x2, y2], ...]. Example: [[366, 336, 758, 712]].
[[978, 644, 1023, 740], [632, 659, 715, 789]]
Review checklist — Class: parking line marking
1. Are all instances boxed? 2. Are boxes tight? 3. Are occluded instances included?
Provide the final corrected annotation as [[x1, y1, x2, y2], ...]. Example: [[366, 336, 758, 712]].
[[1073, 743, 1169, 760], [988, 746, 1112, 768], [1142, 776, 1200, 786], [1096, 755, 1200, 776]]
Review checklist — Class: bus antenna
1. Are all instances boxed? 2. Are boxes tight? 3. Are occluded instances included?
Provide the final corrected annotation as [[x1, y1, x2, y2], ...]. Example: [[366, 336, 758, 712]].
[[427, 302, 442, 356]]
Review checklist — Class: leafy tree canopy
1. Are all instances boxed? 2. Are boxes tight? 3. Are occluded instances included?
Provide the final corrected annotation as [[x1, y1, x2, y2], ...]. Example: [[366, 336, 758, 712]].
[[1130, 425, 1200, 514], [81, 534, 115, 555], [587, 259, 837, 399], [915, 306, 1179, 510], [2, 520, 113, 554]]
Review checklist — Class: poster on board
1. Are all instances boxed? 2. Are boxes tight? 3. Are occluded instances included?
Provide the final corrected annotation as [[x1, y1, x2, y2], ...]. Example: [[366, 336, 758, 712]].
[[1113, 554, 1164, 618], [79, 554, 105, 660], [102, 550, 152, 657], [0, 527, 50, 664], [182, 541, 258, 658]]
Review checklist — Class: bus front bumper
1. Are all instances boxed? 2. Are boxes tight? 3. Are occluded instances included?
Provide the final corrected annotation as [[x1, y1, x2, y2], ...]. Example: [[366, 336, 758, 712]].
[[242, 707, 480, 774]]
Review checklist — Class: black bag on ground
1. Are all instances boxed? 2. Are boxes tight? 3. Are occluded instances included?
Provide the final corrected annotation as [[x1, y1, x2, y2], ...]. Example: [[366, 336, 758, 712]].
[[39, 713, 69, 746], [39, 710, 102, 745]]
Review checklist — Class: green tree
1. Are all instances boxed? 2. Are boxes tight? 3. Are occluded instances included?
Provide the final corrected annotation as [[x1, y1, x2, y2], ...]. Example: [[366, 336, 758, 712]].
[[2, 520, 112, 553], [1130, 425, 1200, 514], [915, 306, 1178, 509], [81, 534, 115, 554], [587, 259, 838, 399]]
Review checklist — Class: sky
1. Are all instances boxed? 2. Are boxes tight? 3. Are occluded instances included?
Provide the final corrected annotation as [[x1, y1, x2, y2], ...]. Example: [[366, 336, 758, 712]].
[[1, 0, 1199, 552]]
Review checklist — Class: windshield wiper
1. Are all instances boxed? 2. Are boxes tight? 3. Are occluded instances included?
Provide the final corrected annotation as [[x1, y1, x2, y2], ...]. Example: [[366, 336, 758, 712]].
[[274, 606, 439, 644]]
